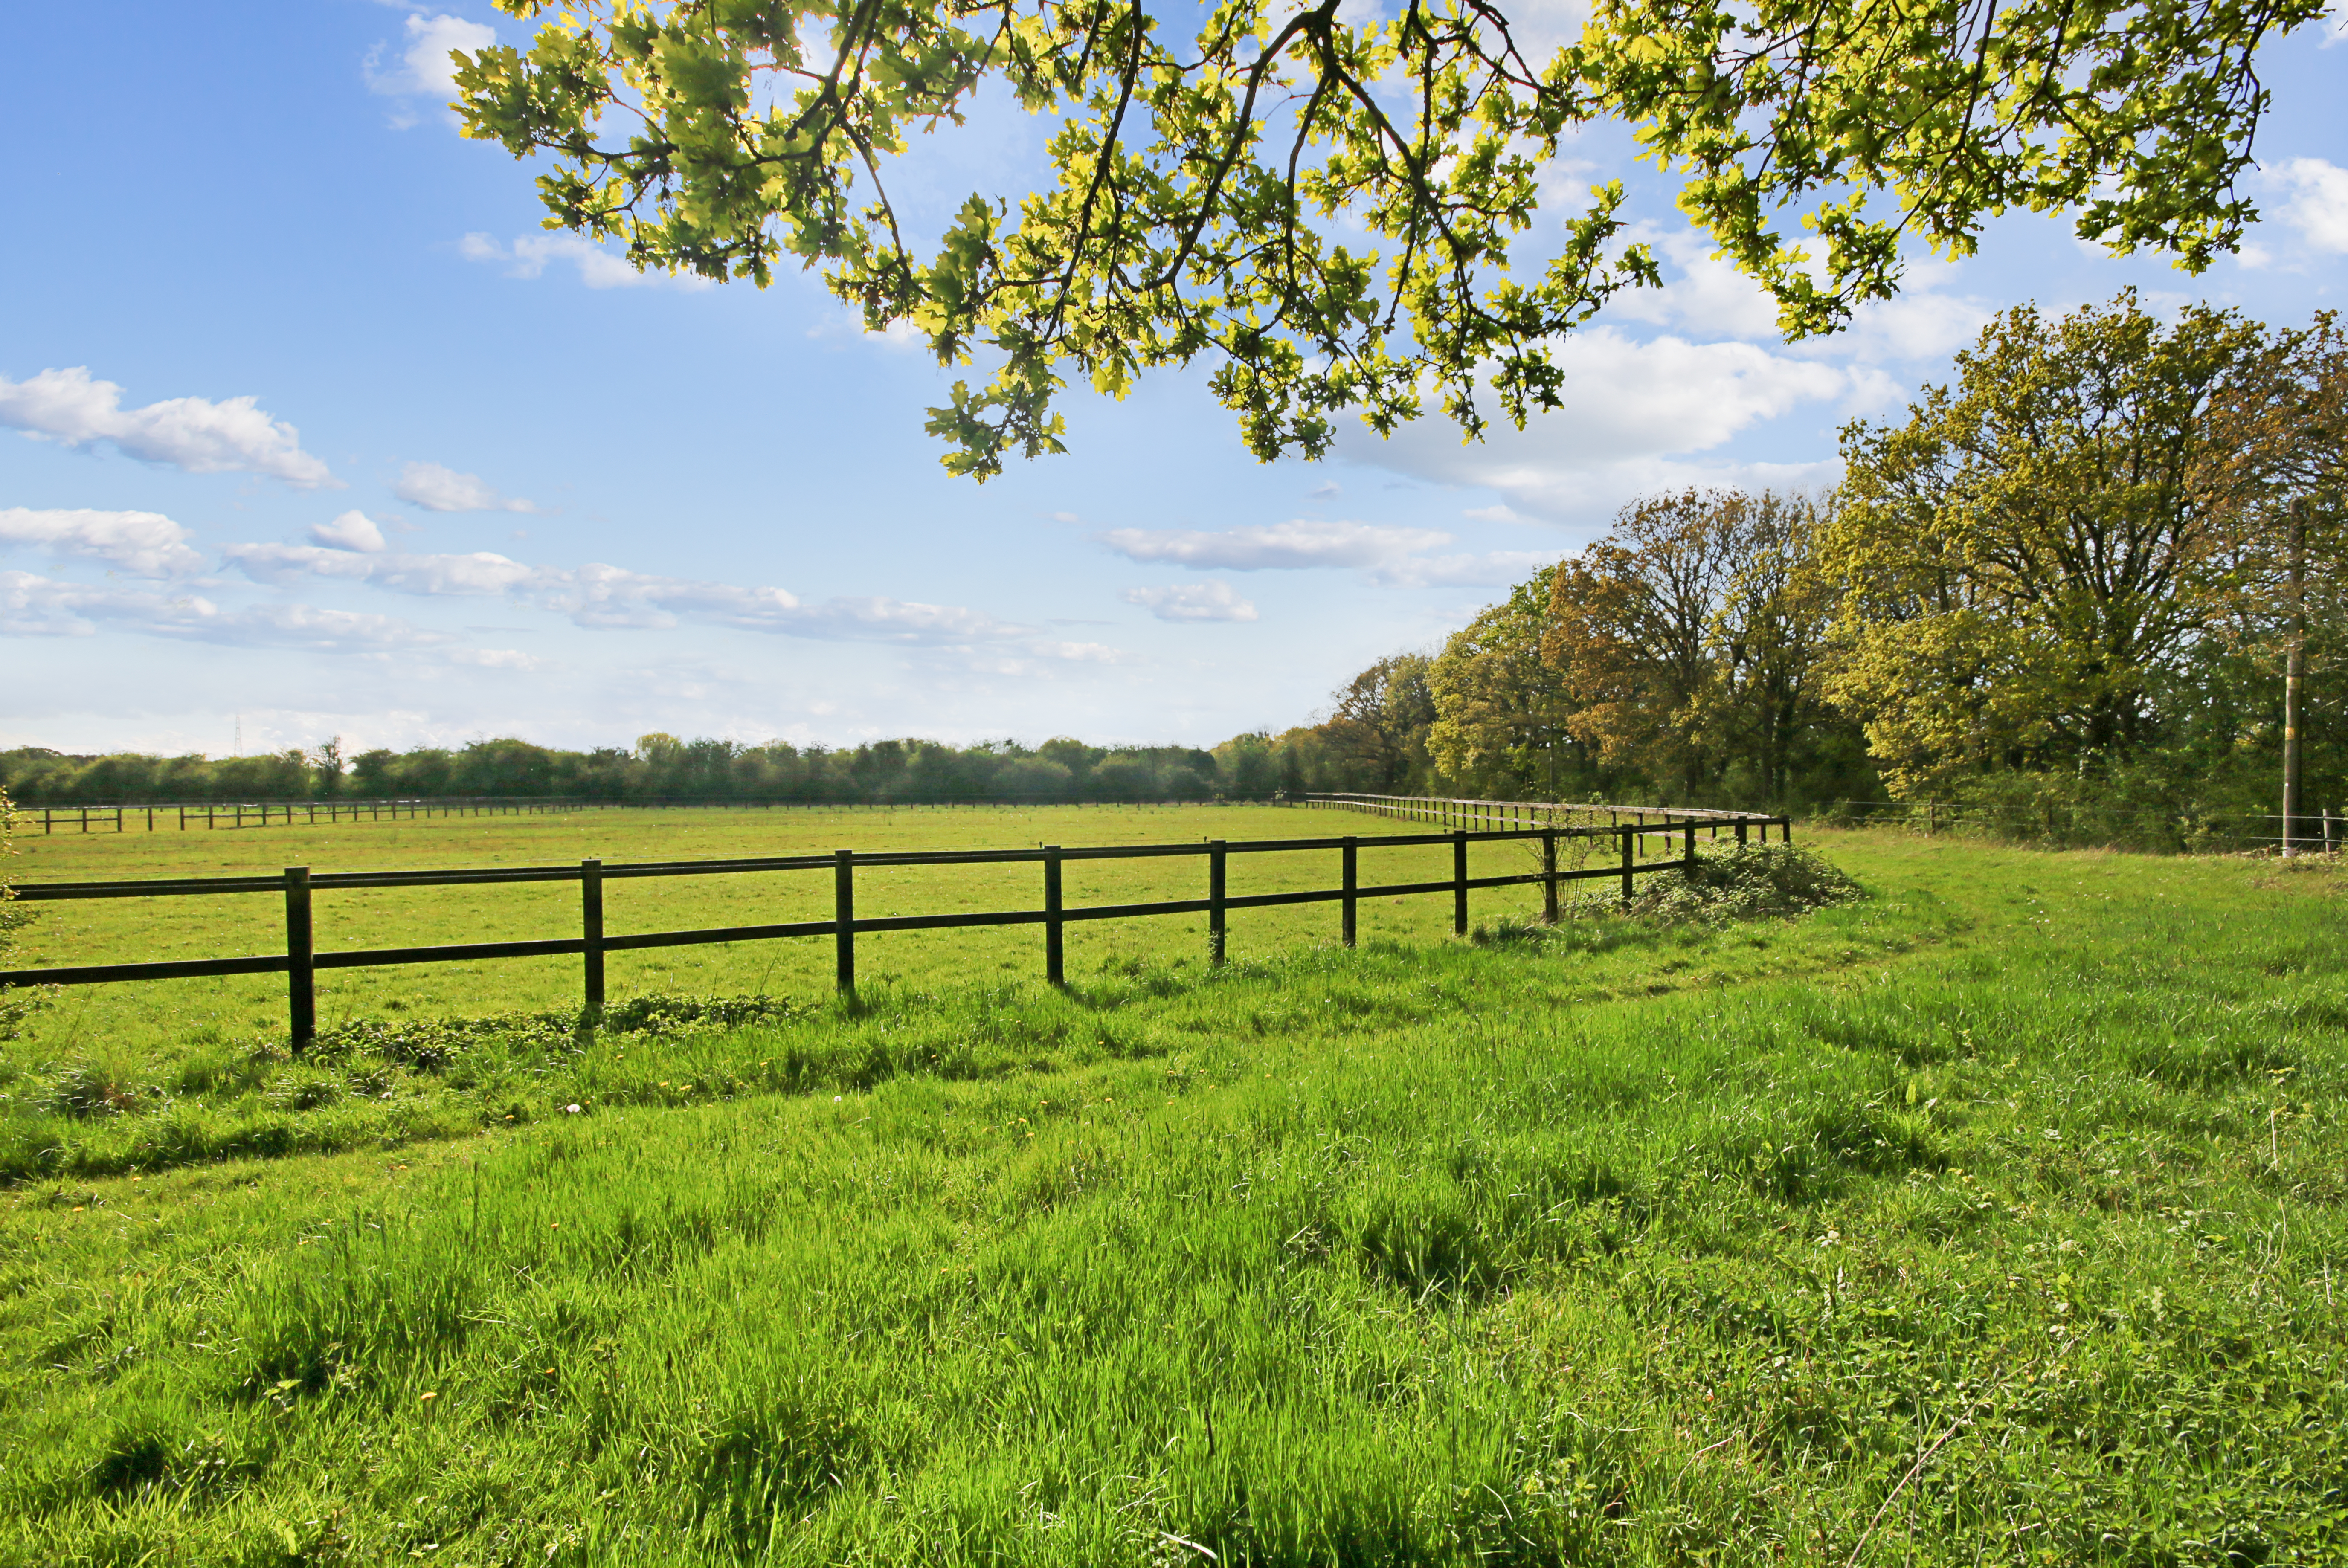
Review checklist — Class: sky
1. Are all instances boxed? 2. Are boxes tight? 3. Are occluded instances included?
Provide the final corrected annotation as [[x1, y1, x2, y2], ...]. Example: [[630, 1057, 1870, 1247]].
[[3, 2, 2344, 761]]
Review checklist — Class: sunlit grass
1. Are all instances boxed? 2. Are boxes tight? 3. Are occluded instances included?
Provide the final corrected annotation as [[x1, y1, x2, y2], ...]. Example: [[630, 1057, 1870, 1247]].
[[0, 829, 2341, 1564]]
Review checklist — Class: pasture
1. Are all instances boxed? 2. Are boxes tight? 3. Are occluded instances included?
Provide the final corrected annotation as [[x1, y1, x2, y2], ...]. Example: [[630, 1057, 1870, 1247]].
[[0, 812, 2342, 1565]]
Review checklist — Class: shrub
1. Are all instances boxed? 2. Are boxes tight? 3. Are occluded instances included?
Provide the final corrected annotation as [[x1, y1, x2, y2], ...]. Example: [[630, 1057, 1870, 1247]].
[[1622, 843, 1864, 925]]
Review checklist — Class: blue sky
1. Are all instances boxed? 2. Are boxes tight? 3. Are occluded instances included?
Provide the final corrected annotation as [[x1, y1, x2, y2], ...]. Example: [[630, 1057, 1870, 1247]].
[[3, 2, 2344, 759]]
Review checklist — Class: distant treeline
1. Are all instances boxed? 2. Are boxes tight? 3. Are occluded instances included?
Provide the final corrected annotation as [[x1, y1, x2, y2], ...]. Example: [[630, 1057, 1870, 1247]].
[[0, 736, 1254, 807]]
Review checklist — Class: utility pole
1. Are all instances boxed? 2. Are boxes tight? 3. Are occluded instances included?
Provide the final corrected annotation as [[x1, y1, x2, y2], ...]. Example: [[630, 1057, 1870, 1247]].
[[2283, 499, 2306, 856]]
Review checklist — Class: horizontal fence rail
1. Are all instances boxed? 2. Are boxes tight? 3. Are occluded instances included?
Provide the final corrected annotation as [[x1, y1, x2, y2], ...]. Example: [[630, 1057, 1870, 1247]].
[[13, 796, 1284, 832], [1308, 792, 1793, 839], [20, 798, 591, 834], [0, 809, 1785, 1048]]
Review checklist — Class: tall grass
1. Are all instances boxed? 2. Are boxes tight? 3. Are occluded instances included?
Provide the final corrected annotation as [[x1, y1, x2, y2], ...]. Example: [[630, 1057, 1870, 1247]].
[[0, 835, 2341, 1565]]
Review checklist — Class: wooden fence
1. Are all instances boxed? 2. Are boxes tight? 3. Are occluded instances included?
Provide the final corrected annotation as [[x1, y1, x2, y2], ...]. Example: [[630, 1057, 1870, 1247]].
[[0, 812, 1788, 1048], [1308, 793, 1793, 840], [21, 798, 589, 834]]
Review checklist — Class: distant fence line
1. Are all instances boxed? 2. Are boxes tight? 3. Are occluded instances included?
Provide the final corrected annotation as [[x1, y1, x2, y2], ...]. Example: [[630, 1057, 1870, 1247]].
[[14, 796, 1263, 834], [1306, 793, 1791, 837], [0, 808, 1791, 1048]]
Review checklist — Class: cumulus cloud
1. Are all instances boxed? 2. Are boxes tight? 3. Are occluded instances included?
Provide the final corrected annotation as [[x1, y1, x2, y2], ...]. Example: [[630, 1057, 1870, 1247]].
[[1097, 519, 1450, 571], [459, 232, 713, 291], [1122, 582, 1260, 622], [1334, 328, 1848, 521], [393, 460, 542, 514], [0, 507, 204, 577], [308, 510, 388, 552], [366, 13, 494, 127], [2261, 158, 2348, 254], [1, 569, 438, 651], [0, 366, 337, 488]]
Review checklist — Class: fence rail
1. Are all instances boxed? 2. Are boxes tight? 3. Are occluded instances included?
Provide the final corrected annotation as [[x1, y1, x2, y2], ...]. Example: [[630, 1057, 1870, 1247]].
[[1308, 792, 1793, 837], [0, 809, 1787, 1047], [19, 798, 591, 834]]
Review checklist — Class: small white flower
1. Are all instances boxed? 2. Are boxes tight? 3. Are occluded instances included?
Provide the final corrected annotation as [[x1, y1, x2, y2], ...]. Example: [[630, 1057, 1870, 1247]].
[[564, 1103, 583, 1114], [833, 1095, 843, 1102]]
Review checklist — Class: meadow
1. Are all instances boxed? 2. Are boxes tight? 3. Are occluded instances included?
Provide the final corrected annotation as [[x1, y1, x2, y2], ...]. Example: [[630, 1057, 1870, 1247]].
[[0, 811, 2342, 1565]]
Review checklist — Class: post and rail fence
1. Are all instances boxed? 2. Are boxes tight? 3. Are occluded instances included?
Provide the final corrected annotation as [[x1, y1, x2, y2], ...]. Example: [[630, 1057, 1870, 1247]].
[[0, 801, 1789, 1049]]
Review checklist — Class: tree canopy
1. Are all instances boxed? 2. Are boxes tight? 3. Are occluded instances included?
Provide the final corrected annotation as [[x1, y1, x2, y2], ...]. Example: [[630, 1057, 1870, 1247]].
[[453, 0, 2324, 475]]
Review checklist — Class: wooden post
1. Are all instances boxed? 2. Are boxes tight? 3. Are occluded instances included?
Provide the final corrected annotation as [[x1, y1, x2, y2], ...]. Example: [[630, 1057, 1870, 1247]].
[[1452, 830, 1469, 936], [833, 849, 856, 997], [1736, 819, 1748, 847], [1542, 830, 1558, 924], [284, 866, 314, 1051], [2284, 499, 2306, 855], [580, 858, 605, 1022], [1683, 821, 1696, 872], [1619, 826, 1634, 906], [1044, 846, 1065, 986], [1208, 840, 1227, 966], [1341, 836, 1358, 948]]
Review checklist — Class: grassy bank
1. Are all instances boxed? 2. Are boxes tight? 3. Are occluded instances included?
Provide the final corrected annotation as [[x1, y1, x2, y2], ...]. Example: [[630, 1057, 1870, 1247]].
[[1, 836, 2342, 1564]]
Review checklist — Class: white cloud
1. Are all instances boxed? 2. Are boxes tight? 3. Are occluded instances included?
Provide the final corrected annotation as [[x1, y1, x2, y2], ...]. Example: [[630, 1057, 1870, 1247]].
[[2262, 158, 2348, 254], [1335, 329, 1846, 521], [447, 646, 543, 670], [309, 510, 388, 552], [1, 569, 437, 651], [1366, 550, 1565, 589], [1462, 504, 1521, 523], [0, 507, 204, 577], [217, 537, 1103, 656], [366, 13, 494, 123], [0, 366, 337, 488], [459, 232, 713, 291], [1611, 233, 1784, 341], [393, 460, 542, 514], [1097, 519, 1451, 571], [1123, 582, 1260, 622]]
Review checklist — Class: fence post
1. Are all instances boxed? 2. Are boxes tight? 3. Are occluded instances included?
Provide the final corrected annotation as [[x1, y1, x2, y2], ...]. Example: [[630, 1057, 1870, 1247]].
[[284, 867, 314, 1051], [1044, 846, 1065, 986], [580, 858, 604, 1023], [1619, 826, 1634, 906], [1208, 840, 1227, 966], [833, 849, 856, 998], [1683, 822, 1696, 873], [1542, 830, 1558, 924], [1452, 830, 1468, 936], [1341, 836, 1358, 948], [1736, 819, 1749, 847]]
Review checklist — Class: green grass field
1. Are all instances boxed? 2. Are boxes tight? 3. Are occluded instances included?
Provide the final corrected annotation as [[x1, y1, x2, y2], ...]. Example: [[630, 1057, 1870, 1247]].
[[1, 813, 2343, 1565], [7, 803, 1636, 1046]]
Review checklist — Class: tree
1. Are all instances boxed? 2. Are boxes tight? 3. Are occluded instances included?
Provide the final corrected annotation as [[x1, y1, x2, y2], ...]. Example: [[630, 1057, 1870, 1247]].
[[1544, 492, 1739, 796], [1819, 293, 2339, 798], [453, 0, 2323, 477], [1323, 654, 1436, 791], [1425, 572, 1583, 794]]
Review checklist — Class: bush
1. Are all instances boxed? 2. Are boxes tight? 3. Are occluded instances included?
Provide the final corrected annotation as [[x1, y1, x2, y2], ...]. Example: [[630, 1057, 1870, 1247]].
[[1620, 843, 1864, 926]]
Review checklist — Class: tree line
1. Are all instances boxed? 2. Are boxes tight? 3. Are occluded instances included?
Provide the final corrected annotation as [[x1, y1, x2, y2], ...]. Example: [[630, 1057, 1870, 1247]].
[[1268, 293, 2345, 848], [7, 296, 2337, 847], [0, 735, 1230, 809]]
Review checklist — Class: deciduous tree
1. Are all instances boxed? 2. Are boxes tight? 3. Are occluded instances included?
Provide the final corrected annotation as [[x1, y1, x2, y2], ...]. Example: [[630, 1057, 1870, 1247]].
[[453, 0, 2324, 475]]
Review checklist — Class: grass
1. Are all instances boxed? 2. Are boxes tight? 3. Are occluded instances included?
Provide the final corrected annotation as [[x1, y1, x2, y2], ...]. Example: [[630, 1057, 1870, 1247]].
[[0, 822, 2342, 1565]]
